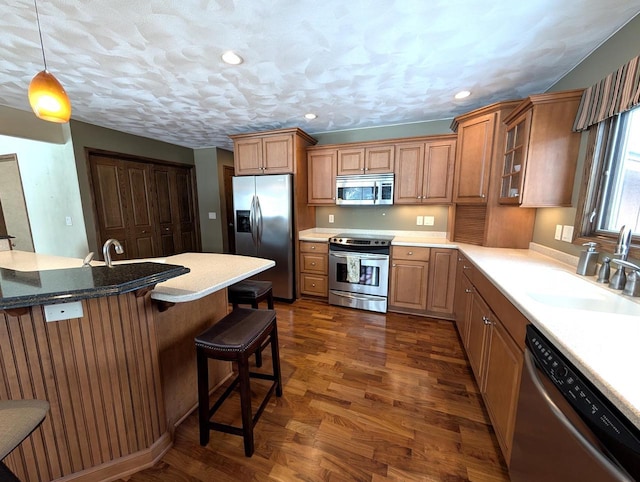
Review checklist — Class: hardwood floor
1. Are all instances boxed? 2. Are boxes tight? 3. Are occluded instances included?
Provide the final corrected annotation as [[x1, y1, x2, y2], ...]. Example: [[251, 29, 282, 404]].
[[121, 299, 510, 481]]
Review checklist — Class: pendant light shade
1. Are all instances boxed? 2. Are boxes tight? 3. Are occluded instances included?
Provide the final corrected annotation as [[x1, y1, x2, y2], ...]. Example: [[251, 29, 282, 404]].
[[28, 70, 71, 123], [29, 0, 71, 123]]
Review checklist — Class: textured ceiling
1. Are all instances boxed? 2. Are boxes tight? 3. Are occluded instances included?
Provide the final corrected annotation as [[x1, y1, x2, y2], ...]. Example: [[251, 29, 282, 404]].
[[1, 1, 639, 151]]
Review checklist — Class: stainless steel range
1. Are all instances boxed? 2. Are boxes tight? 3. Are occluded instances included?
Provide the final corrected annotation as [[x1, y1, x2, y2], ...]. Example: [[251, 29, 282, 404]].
[[328, 233, 393, 313]]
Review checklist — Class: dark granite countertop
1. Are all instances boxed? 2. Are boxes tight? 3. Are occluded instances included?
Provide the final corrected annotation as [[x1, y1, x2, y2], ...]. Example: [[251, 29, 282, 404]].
[[0, 262, 189, 310]]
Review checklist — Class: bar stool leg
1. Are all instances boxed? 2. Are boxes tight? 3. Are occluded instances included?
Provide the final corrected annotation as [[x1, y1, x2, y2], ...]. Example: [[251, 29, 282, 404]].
[[197, 350, 210, 446], [237, 354, 255, 456], [271, 324, 283, 397]]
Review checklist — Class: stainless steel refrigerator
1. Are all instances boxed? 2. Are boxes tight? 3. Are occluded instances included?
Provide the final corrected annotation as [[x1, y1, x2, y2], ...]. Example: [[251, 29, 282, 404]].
[[232, 174, 294, 300]]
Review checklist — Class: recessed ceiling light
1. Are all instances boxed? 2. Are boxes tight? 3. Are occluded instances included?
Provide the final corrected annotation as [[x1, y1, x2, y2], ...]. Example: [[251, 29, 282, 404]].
[[454, 90, 471, 100], [222, 51, 243, 65], [304, 113, 317, 120]]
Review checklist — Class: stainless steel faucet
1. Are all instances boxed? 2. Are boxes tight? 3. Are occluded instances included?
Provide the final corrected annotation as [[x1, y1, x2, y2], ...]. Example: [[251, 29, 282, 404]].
[[614, 225, 632, 261], [102, 239, 124, 267]]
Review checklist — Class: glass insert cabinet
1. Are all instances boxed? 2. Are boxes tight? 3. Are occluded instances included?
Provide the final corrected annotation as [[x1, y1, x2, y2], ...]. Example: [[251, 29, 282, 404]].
[[500, 110, 532, 204]]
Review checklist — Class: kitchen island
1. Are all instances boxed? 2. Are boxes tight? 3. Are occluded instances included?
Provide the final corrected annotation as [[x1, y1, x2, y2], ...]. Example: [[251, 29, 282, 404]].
[[0, 251, 274, 482]]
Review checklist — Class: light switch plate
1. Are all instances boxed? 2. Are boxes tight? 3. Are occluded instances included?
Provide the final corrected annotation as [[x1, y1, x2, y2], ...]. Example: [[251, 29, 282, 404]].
[[208, 212, 217, 220], [44, 301, 84, 322], [416, 216, 423, 226], [554, 224, 563, 240], [329, 214, 334, 223], [561, 225, 574, 242], [424, 215, 435, 226]]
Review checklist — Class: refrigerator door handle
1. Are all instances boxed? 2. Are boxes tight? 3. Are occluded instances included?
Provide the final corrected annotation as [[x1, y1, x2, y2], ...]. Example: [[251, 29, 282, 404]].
[[255, 195, 263, 248], [250, 195, 258, 246]]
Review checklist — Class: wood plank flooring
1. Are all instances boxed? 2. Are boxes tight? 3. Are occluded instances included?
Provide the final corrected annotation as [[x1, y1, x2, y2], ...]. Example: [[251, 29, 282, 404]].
[[120, 299, 510, 481]]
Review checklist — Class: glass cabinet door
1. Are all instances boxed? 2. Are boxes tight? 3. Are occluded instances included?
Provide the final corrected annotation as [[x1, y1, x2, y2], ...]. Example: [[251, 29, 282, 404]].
[[500, 111, 531, 204]]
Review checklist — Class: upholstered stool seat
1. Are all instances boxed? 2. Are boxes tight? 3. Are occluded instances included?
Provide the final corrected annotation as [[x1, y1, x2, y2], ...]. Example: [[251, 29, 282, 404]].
[[227, 280, 274, 310], [0, 399, 49, 480], [195, 308, 282, 457], [227, 280, 274, 367]]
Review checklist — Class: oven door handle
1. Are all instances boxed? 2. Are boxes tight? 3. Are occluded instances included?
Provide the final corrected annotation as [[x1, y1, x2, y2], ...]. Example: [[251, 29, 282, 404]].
[[330, 253, 388, 261], [330, 291, 381, 301]]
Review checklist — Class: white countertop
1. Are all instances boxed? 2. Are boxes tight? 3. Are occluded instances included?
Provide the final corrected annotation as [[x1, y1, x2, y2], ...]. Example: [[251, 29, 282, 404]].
[[148, 253, 274, 302], [458, 244, 640, 430], [0, 251, 275, 304]]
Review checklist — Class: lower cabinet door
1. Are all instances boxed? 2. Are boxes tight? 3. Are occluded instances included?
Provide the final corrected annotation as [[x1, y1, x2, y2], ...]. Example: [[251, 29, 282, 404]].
[[482, 318, 523, 463], [389, 259, 429, 311]]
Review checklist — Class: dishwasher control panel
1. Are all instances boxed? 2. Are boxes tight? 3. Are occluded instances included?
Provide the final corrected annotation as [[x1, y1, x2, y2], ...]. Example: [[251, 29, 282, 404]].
[[527, 325, 640, 456]]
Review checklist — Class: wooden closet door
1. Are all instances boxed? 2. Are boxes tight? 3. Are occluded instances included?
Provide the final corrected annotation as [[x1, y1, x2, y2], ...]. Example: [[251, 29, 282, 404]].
[[90, 156, 129, 261], [153, 167, 178, 256], [174, 167, 197, 253], [122, 162, 158, 258]]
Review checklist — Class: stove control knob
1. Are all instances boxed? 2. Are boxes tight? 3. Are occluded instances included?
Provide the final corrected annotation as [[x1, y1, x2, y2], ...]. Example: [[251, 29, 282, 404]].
[[553, 365, 569, 379]]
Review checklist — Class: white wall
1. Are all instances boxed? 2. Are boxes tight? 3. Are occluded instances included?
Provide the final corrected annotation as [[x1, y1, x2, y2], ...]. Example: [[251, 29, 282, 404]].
[[0, 134, 89, 258]]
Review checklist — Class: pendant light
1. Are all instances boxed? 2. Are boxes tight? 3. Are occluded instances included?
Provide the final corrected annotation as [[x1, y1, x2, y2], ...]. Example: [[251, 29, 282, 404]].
[[28, 0, 71, 123]]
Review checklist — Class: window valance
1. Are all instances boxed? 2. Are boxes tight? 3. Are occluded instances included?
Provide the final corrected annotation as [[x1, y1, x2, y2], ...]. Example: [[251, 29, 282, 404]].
[[573, 54, 640, 131]]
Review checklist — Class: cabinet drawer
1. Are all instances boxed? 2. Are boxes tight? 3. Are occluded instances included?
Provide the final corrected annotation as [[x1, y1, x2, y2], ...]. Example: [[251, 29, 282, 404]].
[[300, 274, 328, 296], [299, 241, 328, 254], [391, 246, 430, 261], [301, 253, 328, 274]]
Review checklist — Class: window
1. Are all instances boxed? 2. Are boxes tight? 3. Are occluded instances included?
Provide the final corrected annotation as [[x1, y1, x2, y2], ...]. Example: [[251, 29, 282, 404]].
[[576, 106, 640, 257]]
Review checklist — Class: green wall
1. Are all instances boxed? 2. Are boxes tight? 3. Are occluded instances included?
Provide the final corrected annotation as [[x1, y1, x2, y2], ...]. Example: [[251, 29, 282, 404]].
[[69, 120, 195, 254], [533, 14, 640, 258]]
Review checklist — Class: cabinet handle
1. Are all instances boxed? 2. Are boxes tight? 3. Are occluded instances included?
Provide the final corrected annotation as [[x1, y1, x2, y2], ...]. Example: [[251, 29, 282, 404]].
[[482, 316, 492, 325], [465, 288, 473, 293], [311, 262, 316, 266], [165, 227, 170, 231], [311, 283, 316, 287], [407, 251, 413, 255], [311, 246, 315, 249], [481, 193, 486, 198], [463, 265, 471, 270], [392, 264, 397, 267]]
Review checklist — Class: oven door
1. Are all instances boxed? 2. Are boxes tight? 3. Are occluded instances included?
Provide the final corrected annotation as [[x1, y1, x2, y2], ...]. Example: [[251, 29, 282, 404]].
[[328, 251, 389, 297]]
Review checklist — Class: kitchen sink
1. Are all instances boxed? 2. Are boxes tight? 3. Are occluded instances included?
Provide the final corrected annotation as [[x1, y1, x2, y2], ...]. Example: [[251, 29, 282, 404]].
[[525, 269, 640, 316]]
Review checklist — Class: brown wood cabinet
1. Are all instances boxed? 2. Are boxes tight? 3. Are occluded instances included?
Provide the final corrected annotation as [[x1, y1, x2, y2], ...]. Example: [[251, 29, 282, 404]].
[[450, 101, 537, 248], [452, 254, 526, 466], [499, 90, 583, 207], [426, 248, 457, 315], [394, 136, 456, 204], [89, 151, 200, 260], [307, 148, 337, 205], [388, 246, 430, 312], [337, 145, 394, 175], [299, 241, 328, 297], [230, 128, 317, 176]]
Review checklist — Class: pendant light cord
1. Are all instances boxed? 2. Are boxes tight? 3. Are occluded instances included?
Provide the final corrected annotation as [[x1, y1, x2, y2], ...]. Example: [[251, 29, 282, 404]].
[[34, 0, 47, 70]]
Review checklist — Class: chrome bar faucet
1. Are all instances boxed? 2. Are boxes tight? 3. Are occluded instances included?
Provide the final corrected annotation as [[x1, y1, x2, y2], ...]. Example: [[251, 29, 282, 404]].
[[614, 225, 632, 261], [102, 239, 124, 267]]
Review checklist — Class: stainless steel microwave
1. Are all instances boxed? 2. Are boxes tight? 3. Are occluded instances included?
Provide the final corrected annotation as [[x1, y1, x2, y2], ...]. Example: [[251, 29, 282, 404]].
[[335, 173, 394, 205]]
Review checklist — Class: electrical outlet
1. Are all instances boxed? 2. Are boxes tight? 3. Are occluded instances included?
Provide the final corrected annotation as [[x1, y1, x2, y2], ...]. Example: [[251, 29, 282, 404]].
[[329, 214, 334, 223], [416, 216, 423, 226], [208, 212, 217, 220], [44, 301, 84, 322], [561, 225, 574, 242], [65, 216, 73, 226], [424, 215, 435, 226], [554, 224, 563, 240]]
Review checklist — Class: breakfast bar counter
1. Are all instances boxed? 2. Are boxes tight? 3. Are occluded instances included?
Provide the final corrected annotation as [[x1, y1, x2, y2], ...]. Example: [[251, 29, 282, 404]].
[[0, 250, 274, 482]]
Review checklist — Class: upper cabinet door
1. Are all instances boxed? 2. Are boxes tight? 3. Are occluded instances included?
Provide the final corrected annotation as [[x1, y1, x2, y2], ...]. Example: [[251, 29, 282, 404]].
[[262, 134, 294, 174], [453, 112, 496, 204], [394, 143, 425, 204], [235, 138, 263, 175], [365, 145, 395, 173], [308, 148, 337, 205], [337, 148, 365, 175], [423, 139, 456, 203]]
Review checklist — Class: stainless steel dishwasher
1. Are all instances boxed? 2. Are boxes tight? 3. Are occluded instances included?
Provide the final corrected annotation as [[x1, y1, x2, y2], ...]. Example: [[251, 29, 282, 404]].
[[510, 325, 640, 482]]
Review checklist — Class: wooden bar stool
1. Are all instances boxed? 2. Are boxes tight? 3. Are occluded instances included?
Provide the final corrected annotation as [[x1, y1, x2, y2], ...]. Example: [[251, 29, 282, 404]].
[[195, 308, 282, 457], [0, 399, 49, 480], [227, 280, 274, 367], [227, 280, 274, 310]]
